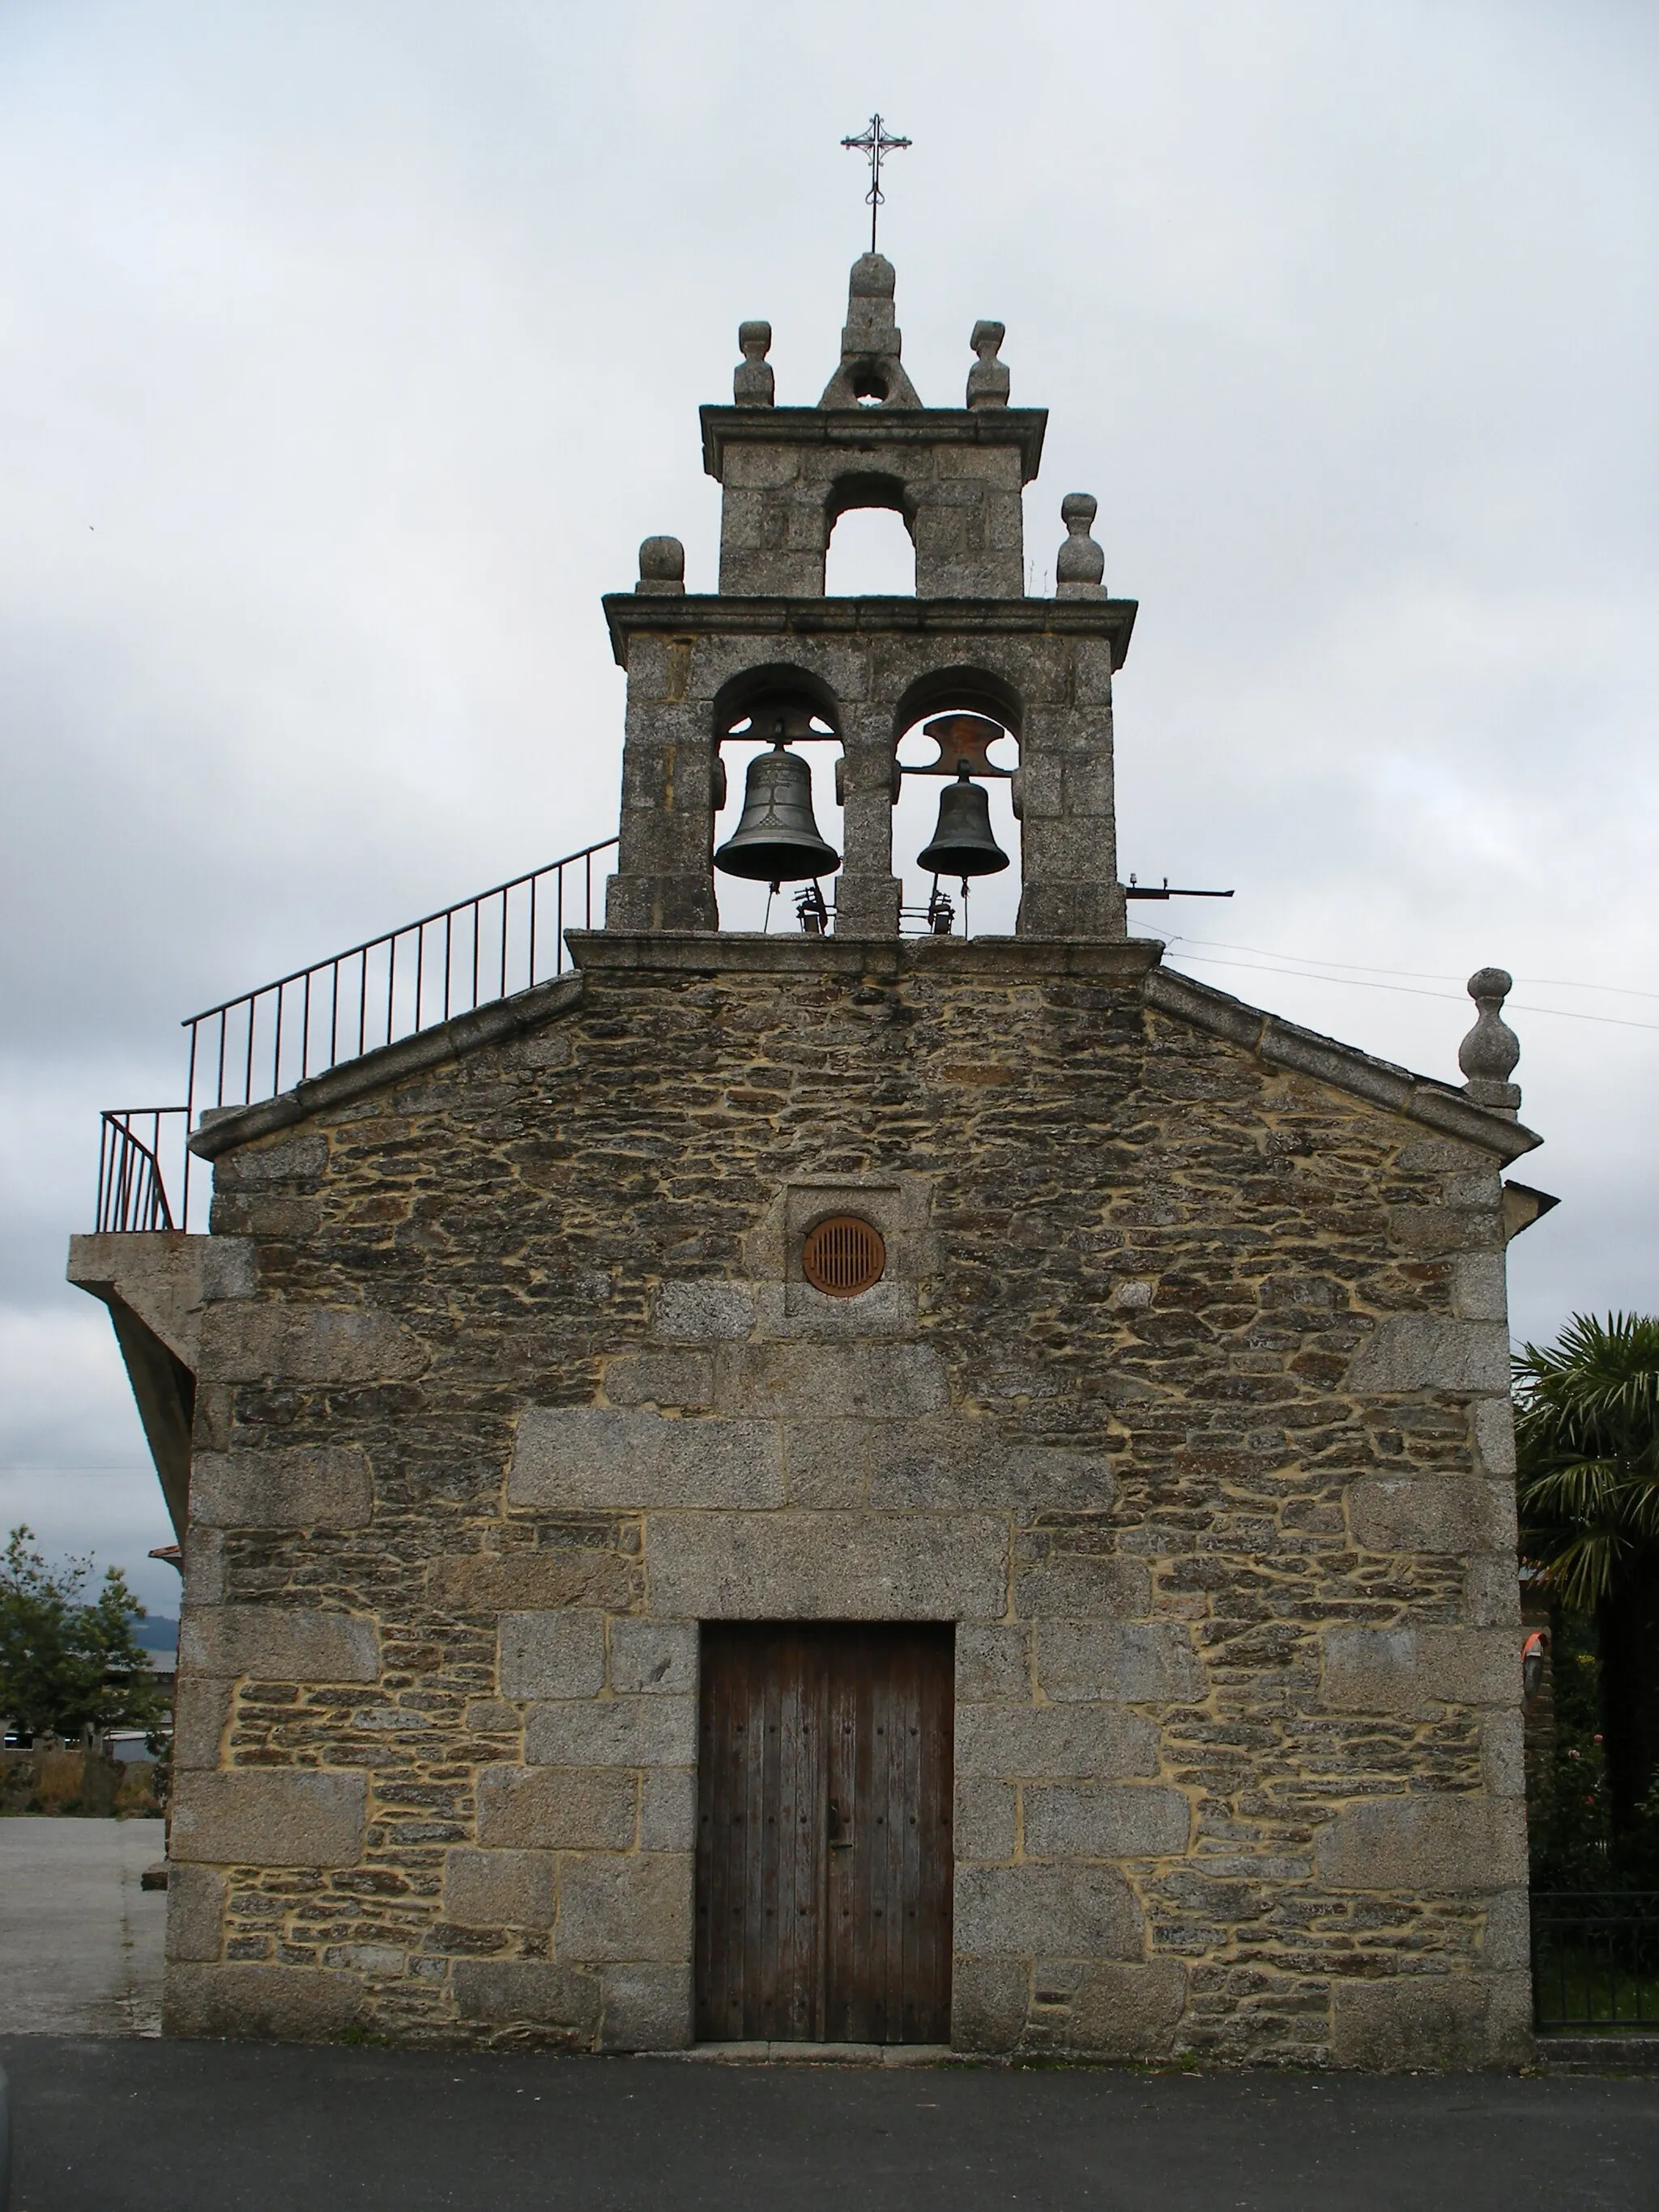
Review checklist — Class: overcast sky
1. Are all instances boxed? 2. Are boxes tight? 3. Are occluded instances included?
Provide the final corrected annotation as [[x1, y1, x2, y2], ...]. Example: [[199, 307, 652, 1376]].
[[2, 0, 1653, 1617]]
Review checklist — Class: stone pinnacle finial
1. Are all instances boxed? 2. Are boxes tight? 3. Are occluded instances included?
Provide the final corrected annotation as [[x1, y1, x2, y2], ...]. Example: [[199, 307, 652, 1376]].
[[819, 254, 921, 408], [966, 321, 1009, 409], [1056, 493, 1106, 598], [1458, 966, 1521, 1115], [734, 322, 774, 407], [636, 536, 685, 596]]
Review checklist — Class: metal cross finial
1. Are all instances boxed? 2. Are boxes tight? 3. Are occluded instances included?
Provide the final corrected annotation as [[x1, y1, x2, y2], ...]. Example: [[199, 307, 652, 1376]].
[[842, 113, 911, 253]]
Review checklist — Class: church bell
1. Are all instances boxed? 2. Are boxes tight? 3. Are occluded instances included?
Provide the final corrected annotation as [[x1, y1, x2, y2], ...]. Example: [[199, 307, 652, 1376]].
[[713, 737, 841, 887], [916, 767, 1009, 881]]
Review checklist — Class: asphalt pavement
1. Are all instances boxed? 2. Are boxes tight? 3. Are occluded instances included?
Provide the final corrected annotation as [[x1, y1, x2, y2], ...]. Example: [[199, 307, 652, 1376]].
[[2, 2037, 1657, 2212], [0, 1821, 164, 2036]]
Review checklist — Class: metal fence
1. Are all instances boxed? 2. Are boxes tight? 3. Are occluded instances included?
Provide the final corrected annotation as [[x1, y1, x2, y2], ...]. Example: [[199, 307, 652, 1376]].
[[1532, 1893, 1659, 2031], [92, 839, 617, 1234]]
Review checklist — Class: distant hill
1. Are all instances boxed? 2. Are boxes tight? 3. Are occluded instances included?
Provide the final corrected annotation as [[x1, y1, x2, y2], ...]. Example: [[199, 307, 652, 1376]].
[[130, 1615, 179, 1652]]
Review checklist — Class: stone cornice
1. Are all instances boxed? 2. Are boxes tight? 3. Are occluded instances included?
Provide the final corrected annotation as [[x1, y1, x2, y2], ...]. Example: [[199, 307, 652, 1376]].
[[1143, 965, 1543, 1163], [699, 405, 1048, 484], [567, 931, 1164, 985], [601, 593, 1138, 671]]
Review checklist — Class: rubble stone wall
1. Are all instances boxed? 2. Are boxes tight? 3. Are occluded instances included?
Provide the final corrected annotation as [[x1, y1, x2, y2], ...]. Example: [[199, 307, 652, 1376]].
[[164, 937, 1530, 2065]]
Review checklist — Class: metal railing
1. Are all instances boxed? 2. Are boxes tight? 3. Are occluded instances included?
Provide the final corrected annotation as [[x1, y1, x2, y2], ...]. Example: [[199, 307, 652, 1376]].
[[96, 1110, 187, 1232], [92, 839, 617, 1233], [1532, 1893, 1659, 2031]]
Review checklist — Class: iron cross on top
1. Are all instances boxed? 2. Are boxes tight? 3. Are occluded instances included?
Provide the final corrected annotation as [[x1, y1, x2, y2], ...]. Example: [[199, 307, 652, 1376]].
[[842, 114, 911, 253]]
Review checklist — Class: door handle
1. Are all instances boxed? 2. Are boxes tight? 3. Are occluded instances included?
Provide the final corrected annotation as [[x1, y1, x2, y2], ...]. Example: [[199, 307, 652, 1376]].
[[827, 1799, 853, 1849]]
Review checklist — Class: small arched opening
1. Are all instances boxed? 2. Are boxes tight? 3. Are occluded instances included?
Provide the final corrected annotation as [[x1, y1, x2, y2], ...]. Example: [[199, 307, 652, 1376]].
[[890, 668, 1025, 938], [710, 666, 844, 933], [824, 472, 916, 597]]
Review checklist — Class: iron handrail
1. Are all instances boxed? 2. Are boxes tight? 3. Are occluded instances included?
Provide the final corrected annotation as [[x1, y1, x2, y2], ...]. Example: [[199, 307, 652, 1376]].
[[96, 1110, 185, 1234], [93, 837, 618, 1233]]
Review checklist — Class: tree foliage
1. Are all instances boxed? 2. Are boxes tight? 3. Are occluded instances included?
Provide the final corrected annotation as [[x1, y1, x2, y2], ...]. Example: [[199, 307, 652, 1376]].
[[1517, 1313, 1659, 1839], [1516, 1313, 1659, 1611], [0, 1524, 169, 1745]]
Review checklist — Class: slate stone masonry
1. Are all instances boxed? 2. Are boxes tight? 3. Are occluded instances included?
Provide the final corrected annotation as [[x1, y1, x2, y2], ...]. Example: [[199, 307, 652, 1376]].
[[161, 931, 1540, 2065]]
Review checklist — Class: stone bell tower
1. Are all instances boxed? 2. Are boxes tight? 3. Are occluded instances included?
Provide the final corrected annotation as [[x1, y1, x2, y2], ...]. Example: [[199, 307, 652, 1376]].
[[602, 254, 1137, 941]]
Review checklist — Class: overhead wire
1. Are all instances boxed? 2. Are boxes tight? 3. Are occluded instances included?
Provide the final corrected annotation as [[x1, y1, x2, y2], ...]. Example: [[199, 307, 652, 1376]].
[[1145, 944, 1659, 1033]]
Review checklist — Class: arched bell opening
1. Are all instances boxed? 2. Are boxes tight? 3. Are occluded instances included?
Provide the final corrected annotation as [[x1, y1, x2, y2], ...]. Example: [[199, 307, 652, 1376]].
[[889, 671, 1025, 940], [824, 473, 916, 597], [710, 668, 845, 935]]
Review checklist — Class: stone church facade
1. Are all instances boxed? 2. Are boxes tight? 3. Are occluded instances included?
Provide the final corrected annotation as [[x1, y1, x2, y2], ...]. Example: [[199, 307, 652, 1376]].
[[73, 254, 1551, 2067]]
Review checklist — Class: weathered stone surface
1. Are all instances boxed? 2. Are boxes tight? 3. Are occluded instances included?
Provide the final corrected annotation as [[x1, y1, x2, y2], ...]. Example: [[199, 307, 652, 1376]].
[[180, 1605, 379, 1684], [557, 1853, 693, 1963], [1320, 1626, 1516, 1711], [1347, 1477, 1513, 1555], [170, 1673, 233, 1771], [956, 1703, 1159, 1780], [443, 1848, 557, 1929], [956, 1625, 1030, 1703], [197, 1302, 427, 1384], [647, 1511, 1007, 1621], [951, 1956, 1030, 2050], [650, 1281, 756, 1341], [164, 1962, 361, 2042], [509, 1407, 783, 1510], [1032, 1621, 1204, 1704], [608, 1618, 698, 1695], [1481, 1708, 1526, 1798], [714, 1342, 949, 1419], [164, 1865, 226, 1963], [602, 1349, 714, 1409], [453, 1960, 600, 2031], [1022, 1783, 1191, 1859], [475, 1765, 638, 1851], [1329, 1972, 1532, 2069], [865, 1426, 1114, 1512], [429, 1549, 638, 1614], [1346, 1317, 1509, 1395], [600, 1963, 693, 2050], [1481, 1886, 1532, 1971], [954, 1779, 1017, 1863], [523, 1698, 697, 1769], [498, 1610, 607, 1700], [191, 1447, 373, 1529], [1316, 1794, 1526, 1893], [1026, 1959, 1186, 2057], [956, 1865, 1144, 1958], [639, 1767, 697, 1851], [170, 1769, 368, 1869], [1471, 1396, 1518, 1475], [1013, 1555, 1152, 1620]]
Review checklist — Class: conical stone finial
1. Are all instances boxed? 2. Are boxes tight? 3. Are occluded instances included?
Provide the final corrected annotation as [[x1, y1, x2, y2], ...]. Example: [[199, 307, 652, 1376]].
[[1458, 966, 1521, 1115], [1056, 493, 1106, 598], [819, 254, 921, 408], [966, 320, 1009, 409], [733, 321, 774, 407]]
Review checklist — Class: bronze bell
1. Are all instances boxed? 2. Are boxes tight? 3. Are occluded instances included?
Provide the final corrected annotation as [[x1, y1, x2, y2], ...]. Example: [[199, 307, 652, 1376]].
[[917, 767, 1009, 880], [714, 735, 841, 886]]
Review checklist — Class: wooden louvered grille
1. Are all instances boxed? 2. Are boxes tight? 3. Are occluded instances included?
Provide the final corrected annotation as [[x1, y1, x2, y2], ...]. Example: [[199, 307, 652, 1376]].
[[801, 1215, 885, 1298]]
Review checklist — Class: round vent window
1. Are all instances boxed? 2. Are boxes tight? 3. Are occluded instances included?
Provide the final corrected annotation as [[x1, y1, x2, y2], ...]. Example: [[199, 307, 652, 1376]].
[[801, 1216, 886, 1298]]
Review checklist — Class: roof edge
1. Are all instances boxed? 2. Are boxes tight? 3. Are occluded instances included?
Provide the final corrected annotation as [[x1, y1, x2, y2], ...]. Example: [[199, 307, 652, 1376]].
[[1143, 965, 1542, 1162], [189, 971, 584, 1161]]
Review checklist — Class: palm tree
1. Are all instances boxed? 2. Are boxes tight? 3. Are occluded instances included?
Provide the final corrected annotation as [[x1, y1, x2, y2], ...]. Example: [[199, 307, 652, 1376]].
[[1516, 1313, 1659, 1832]]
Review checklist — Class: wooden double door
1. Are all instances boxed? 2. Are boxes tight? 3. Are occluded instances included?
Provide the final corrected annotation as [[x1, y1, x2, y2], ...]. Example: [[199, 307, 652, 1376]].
[[695, 1622, 954, 2044]]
